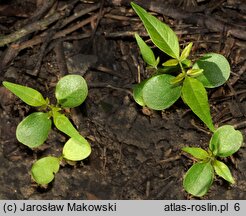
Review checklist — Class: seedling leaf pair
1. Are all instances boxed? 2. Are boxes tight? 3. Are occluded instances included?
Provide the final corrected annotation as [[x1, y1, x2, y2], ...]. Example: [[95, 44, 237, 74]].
[[183, 125, 243, 197]]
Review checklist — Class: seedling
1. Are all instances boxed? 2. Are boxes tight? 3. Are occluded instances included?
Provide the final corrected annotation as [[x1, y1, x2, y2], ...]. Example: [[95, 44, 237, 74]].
[[131, 2, 244, 198], [131, 2, 231, 132], [182, 125, 243, 197], [2, 74, 91, 185]]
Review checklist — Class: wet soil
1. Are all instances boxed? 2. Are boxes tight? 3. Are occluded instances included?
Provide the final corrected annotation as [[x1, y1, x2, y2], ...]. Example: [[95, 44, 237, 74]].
[[0, 0, 245, 200]]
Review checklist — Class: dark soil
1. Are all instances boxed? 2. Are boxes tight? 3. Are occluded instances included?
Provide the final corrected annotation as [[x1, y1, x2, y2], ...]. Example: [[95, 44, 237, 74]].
[[0, 0, 245, 200]]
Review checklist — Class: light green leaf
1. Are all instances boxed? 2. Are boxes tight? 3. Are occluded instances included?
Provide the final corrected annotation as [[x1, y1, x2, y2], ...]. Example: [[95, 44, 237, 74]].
[[187, 69, 204, 77], [142, 74, 182, 110], [209, 125, 243, 157], [213, 159, 235, 184], [31, 156, 60, 185], [182, 77, 215, 132], [131, 2, 180, 59], [183, 162, 214, 197], [55, 74, 88, 108], [16, 112, 51, 148], [182, 59, 192, 67], [53, 111, 80, 139], [182, 147, 209, 160], [63, 137, 91, 161], [2, 81, 47, 107], [170, 73, 185, 85], [193, 53, 230, 88], [133, 80, 147, 106], [135, 33, 157, 68], [180, 42, 193, 61], [162, 59, 179, 67]]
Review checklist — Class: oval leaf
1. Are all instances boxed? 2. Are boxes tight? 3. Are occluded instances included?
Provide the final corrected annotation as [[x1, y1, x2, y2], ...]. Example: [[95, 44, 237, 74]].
[[135, 33, 157, 67], [209, 125, 243, 157], [142, 74, 182, 110], [183, 162, 214, 197], [182, 147, 209, 160], [2, 81, 47, 107], [31, 156, 60, 185], [213, 159, 235, 184], [63, 137, 91, 161], [182, 77, 215, 132], [53, 111, 80, 139], [55, 74, 88, 108], [193, 53, 230, 88], [16, 112, 51, 148], [131, 2, 180, 59]]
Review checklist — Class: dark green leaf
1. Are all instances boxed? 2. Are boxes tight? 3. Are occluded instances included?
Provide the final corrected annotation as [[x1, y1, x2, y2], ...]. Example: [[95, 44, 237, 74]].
[[193, 53, 230, 88], [183, 162, 214, 197], [182, 77, 215, 132], [142, 74, 182, 110], [31, 156, 60, 185], [16, 112, 51, 148], [63, 137, 91, 161], [213, 159, 235, 184], [135, 33, 157, 67], [131, 2, 180, 59], [209, 125, 243, 157], [182, 147, 209, 160], [2, 81, 47, 107], [55, 74, 88, 108]]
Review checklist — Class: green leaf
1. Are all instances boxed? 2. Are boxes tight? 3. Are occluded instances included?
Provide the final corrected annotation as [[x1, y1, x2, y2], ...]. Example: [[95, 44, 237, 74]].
[[162, 59, 179, 67], [180, 42, 193, 61], [2, 81, 47, 107], [131, 2, 180, 59], [31, 156, 60, 185], [181, 59, 192, 68], [55, 74, 88, 108], [135, 33, 157, 67], [53, 111, 81, 139], [132, 80, 147, 106], [183, 162, 214, 197], [16, 112, 51, 148], [187, 69, 204, 77], [63, 137, 91, 161], [142, 74, 182, 110], [209, 125, 243, 157], [182, 77, 215, 132], [213, 159, 235, 184], [170, 73, 185, 85], [182, 147, 209, 160], [193, 53, 230, 88]]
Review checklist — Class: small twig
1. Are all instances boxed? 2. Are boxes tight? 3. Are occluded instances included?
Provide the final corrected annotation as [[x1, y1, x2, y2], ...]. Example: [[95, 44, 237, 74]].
[[55, 14, 98, 40], [0, 11, 62, 47], [234, 121, 246, 130], [54, 41, 68, 77], [61, 3, 100, 28], [157, 155, 180, 164]]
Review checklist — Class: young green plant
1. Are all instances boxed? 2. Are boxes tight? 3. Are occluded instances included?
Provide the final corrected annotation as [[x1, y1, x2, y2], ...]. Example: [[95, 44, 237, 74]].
[[182, 125, 243, 197], [2, 74, 91, 185], [131, 2, 231, 132]]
